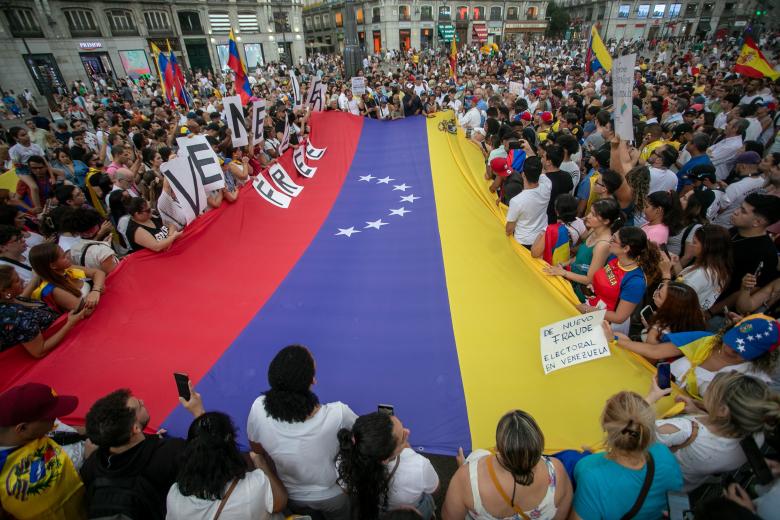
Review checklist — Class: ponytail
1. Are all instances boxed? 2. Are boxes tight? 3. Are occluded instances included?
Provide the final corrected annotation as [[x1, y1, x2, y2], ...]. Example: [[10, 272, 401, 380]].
[[637, 241, 662, 286]]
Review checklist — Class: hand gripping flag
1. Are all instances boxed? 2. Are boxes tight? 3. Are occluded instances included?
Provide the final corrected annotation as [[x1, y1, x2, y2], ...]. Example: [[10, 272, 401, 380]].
[[734, 37, 779, 81], [228, 29, 252, 105], [586, 26, 612, 77]]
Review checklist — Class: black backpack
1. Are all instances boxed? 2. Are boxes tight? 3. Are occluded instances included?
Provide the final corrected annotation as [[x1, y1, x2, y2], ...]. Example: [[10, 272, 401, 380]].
[[86, 440, 162, 520]]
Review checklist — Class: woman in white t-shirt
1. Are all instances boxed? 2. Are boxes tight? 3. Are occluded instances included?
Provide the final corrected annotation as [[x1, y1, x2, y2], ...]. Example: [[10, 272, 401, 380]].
[[336, 412, 439, 519], [646, 371, 780, 492], [167, 411, 286, 520], [673, 225, 732, 311], [246, 345, 357, 520]]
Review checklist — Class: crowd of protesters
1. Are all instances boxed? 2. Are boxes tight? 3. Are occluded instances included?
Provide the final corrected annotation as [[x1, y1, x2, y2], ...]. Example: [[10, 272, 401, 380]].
[[2, 30, 780, 520]]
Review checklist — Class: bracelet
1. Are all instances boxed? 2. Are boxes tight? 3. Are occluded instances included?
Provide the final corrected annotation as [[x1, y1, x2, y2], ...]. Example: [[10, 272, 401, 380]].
[[661, 277, 671, 281], [91, 287, 104, 294]]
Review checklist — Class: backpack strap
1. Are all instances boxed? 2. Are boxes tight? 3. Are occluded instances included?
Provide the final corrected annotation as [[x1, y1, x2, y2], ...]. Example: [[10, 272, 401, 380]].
[[619, 453, 655, 520], [80, 243, 98, 267], [670, 421, 700, 453], [213, 478, 239, 520], [485, 455, 531, 520]]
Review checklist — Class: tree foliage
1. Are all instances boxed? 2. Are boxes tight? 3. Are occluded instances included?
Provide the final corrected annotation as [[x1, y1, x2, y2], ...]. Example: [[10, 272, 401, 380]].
[[546, 2, 571, 37]]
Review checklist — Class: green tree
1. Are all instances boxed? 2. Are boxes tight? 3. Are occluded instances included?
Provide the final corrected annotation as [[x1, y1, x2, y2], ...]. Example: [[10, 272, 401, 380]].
[[546, 2, 571, 37]]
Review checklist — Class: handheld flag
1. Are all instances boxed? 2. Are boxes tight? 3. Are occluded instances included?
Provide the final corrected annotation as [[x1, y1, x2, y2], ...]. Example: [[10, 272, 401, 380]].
[[734, 37, 779, 81], [228, 29, 252, 105], [449, 39, 457, 81], [168, 40, 192, 108], [586, 26, 612, 77], [150, 43, 171, 104]]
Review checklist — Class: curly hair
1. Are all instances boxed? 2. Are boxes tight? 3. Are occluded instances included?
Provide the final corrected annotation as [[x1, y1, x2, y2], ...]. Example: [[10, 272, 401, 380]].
[[618, 226, 662, 285], [263, 345, 320, 423], [648, 282, 706, 333], [176, 412, 247, 501], [85, 389, 136, 447], [336, 412, 396, 520], [626, 165, 650, 213]]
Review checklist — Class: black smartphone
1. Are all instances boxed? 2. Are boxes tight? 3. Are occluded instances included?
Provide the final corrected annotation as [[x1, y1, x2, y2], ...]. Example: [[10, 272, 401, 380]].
[[640, 304, 654, 324], [378, 404, 395, 416], [173, 372, 191, 401], [74, 298, 86, 314], [755, 261, 764, 279], [657, 362, 671, 390], [740, 436, 773, 485]]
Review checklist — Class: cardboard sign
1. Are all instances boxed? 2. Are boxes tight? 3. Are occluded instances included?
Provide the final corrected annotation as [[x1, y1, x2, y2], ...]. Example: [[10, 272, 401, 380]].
[[508, 81, 523, 96], [306, 77, 325, 112], [250, 99, 267, 150], [290, 70, 301, 107], [540, 311, 610, 375], [160, 155, 207, 224], [268, 163, 302, 197], [612, 53, 636, 143], [305, 141, 326, 161], [351, 76, 366, 95], [175, 135, 225, 193], [253, 176, 292, 209], [294, 145, 317, 178], [222, 95, 249, 148]]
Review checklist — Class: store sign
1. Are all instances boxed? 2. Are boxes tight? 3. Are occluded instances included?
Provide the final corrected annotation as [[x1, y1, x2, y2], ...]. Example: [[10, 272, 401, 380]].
[[487, 27, 502, 35], [504, 22, 548, 30], [79, 42, 103, 50]]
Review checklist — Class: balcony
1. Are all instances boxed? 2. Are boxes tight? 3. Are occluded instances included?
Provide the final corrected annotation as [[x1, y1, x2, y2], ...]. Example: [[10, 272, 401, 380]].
[[69, 28, 102, 37], [110, 28, 139, 37]]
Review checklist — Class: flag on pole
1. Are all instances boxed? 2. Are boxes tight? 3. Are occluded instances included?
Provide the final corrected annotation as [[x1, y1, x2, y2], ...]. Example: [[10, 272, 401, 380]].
[[168, 40, 192, 108], [228, 29, 252, 105], [734, 37, 779, 80], [449, 39, 457, 81], [150, 43, 172, 104], [585, 26, 612, 77]]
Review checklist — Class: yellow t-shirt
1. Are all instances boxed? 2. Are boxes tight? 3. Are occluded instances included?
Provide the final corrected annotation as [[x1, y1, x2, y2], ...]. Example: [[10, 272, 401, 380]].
[[640, 139, 666, 161]]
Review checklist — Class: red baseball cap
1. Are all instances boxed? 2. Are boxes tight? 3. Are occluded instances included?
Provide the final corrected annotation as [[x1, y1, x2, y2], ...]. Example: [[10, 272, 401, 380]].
[[541, 111, 553, 123], [520, 111, 532, 121], [0, 383, 78, 427], [490, 157, 512, 177]]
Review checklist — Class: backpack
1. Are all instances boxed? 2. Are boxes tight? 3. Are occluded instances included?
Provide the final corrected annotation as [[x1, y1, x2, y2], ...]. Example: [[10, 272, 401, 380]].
[[86, 440, 162, 520]]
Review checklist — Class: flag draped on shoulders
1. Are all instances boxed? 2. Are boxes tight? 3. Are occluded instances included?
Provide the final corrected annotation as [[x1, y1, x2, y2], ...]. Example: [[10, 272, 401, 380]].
[[586, 26, 612, 77], [734, 37, 779, 81], [228, 29, 252, 105]]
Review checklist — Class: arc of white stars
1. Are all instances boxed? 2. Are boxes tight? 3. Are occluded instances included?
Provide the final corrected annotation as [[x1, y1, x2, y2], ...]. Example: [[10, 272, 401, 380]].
[[389, 207, 411, 217], [359, 174, 375, 182], [393, 183, 411, 191], [335, 227, 361, 237], [364, 219, 388, 230], [376, 176, 395, 184], [400, 194, 420, 203]]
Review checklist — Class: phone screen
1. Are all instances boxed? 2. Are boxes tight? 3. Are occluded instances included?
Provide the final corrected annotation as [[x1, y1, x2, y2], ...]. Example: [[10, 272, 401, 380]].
[[173, 372, 191, 401], [640, 305, 654, 324], [657, 362, 671, 390], [667, 491, 693, 520]]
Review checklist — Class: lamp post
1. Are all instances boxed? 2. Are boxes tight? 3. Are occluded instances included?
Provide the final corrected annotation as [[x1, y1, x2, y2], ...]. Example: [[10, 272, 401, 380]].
[[343, 0, 363, 78]]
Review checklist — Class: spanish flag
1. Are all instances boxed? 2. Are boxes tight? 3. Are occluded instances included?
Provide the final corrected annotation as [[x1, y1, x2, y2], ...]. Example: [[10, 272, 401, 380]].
[[449, 38, 457, 81], [585, 26, 612, 77], [734, 37, 779, 81]]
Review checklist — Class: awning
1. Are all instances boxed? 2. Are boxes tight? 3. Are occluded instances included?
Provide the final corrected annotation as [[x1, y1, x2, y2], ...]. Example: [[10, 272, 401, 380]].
[[473, 23, 487, 42], [438, 24, 455, 42]]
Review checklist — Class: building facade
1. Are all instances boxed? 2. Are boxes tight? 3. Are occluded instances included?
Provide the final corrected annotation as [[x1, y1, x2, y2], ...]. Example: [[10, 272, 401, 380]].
[[302, 0, 550, 56], [557, 0, 776, 42], [0, 0, 307, 98]]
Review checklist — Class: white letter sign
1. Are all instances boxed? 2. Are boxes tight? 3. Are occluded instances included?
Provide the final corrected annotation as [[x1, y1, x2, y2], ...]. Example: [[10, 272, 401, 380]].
[[268, 164, 302, 197], [222, 95, 249, 148], [250, 99, 266, 150], [294, 145, 317, 178], [176, 135, 225, 192], [305, 141, 327, 161], [253, 176, 292, 209], [160, 155, 207, 224], [540, 311, 611, 375]]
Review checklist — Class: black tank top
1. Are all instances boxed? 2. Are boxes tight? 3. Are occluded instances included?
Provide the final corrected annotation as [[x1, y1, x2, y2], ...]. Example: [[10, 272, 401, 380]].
[[126, 216, 168, 252]]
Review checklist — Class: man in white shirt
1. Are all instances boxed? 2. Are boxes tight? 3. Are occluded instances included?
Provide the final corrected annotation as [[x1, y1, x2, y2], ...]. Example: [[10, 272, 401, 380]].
[[458, 100, 481, 130], [709, 118, 748, 181], [337, 88, 350, 112], [714, 151, 765, 226], [648, 145, 680, 193], [505, 156, 549, 248], [713, 93, 740, 130]]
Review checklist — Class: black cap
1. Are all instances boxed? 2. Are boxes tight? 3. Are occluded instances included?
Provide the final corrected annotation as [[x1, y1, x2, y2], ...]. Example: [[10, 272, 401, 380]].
[[687, 163, 716, 182]]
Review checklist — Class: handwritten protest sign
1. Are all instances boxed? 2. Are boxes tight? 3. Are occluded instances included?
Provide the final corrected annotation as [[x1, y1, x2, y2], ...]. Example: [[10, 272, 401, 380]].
[[612, 53, 636, 142], [351, 76, 366, 95], [540, 311, 610, 375]]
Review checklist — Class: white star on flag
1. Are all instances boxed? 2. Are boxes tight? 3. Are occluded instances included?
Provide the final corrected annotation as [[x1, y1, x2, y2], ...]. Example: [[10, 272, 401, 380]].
[[364, 219, 388, 230], [747, 335, 755, 341], [737, 338, 745, 346], [376, 176, 395, 184], [359, 174, 375, 182], [393, 183, 411, 191], [400, 194, 420, 203], [738, 345, 746, 352], [389, 207, 411, 217], [335, 227, 361, 237]]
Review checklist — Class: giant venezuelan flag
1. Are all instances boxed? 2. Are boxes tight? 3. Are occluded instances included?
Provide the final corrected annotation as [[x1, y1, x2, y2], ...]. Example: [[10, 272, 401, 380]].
[[0, 112, 655, 454]]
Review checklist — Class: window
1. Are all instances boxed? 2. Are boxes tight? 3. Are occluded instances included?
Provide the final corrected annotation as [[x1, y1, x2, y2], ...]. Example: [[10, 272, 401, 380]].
[[723, 2, 734, 11], [178, 11, 203, 35], [636, 4, 650, 17], [356, 7, 364, 23], [586, 7, 594, 20], [372, 7, 381, 22], [618, 4, 631, 18], [106, 9, 136, 36], [472, 7, 484, 20], [652, 4, 666, 17], [144, 11, 171, 32], [701, 3, 713, 15], [420, 6, 433, 21], [597, 6, 605, 19], [273, 11, 290, 32], [438, 6, 451, 20], [64, 9, 100, 36], [335, 12, 343, 27], [304, 17, 312, 30], [238, 12, 259, 33], [322, 14, 330, 27], [5, 8, 43, 37], [506, 7, 518, 20], [314, 15, 321, 29], [668, 3, 682, 17], [456, 6, 469, 20], [526, 6, 539, 20], [490, 6, 502, 20], [399, 5, 410, 21], [208, 12, 231, 34], [685, 3, 698, 16]]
